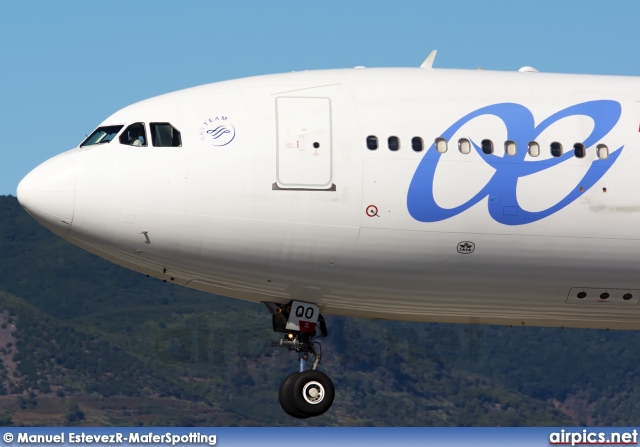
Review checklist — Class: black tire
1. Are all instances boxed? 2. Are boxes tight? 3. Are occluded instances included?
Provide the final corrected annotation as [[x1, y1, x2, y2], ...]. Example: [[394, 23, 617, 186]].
[[290, 370, 335, 417], [278, 372, 309, 419]]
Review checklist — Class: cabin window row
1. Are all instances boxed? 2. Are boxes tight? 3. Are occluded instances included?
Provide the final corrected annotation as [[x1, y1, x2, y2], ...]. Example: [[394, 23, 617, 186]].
[[366, 136, 609, 159]]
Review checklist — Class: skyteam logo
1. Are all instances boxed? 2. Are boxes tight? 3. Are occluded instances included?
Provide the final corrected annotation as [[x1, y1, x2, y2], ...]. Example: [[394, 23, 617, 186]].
[[407, 100, 623, 226], [199, 116, 236, 146]]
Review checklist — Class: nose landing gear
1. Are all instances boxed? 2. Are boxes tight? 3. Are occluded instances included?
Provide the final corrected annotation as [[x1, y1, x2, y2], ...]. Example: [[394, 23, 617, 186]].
[[265, 301, 335, 418], [279, 369, 334, 418]]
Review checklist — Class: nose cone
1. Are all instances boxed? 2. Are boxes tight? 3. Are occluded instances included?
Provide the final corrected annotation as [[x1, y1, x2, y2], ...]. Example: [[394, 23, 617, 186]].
[[17, 153, 76, 236]]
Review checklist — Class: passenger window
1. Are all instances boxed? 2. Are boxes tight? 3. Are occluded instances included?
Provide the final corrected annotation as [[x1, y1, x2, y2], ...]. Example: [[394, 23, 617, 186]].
[[366, 135, 378, 150], [551, 142, 563, 157], [411, 137, 423, 152], [597, 144, 609, 159], [119, 123, 147, 147], [150, 123, 182, 147], [81, 125, 123, 147], [505, 140, 516, 156], [528, 141, 540, 157], [435, 138, 448, 153], [458, 138, 470, 154], [388, 136, 400, 151], [481, 139, 493, 155], [574, 143, 586, 158]]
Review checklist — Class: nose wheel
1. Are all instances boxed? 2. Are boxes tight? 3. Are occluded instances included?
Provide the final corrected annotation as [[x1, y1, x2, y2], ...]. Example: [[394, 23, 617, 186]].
[[279, 370, 335, 418], [265, 301, 334, 418]]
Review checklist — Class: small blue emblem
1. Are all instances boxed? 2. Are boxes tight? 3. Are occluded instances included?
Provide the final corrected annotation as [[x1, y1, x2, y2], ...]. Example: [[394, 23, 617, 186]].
[[199, 116, 236, 146]]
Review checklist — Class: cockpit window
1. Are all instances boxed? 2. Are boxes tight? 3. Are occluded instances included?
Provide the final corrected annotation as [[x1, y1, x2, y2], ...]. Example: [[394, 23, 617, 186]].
[[150, 123, 182, 147], [119, 123, 147, 147], [80, 125, 123, 147]]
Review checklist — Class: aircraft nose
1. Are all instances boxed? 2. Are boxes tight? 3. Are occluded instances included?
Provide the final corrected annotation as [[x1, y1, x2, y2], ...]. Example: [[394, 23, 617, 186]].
[[17, 153, 76, 235]]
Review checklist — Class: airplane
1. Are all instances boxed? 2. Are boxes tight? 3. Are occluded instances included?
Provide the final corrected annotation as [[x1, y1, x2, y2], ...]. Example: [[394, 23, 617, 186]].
[[16, 50, 640, 418]]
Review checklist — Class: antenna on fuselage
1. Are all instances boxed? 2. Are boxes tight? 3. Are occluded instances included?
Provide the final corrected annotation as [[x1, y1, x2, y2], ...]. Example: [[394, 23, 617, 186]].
[[420, 50, 437, 69]]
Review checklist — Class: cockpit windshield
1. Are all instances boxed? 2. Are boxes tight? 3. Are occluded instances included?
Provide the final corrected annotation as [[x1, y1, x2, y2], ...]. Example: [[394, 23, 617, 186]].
[[80, 125, 124, 147]]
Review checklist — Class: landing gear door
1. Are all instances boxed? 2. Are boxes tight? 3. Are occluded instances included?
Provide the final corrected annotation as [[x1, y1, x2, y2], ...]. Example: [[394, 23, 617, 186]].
[[276, 97, 333, 190], [286, 301, 320, 333]]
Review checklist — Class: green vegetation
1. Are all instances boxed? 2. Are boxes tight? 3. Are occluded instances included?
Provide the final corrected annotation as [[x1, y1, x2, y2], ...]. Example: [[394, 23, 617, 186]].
[[1, 195, 640, 426]]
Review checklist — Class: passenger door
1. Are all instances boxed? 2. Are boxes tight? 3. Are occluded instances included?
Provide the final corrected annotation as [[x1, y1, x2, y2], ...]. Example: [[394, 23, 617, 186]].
[[275, 97, 333, 190]]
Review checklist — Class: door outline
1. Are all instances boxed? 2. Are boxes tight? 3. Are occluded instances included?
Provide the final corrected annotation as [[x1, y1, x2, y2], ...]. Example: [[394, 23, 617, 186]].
[[274, 96, 336, 191]]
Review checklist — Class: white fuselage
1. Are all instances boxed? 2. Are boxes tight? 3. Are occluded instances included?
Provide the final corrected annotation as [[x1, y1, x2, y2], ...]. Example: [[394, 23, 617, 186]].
[[17, 67, 640, 329]]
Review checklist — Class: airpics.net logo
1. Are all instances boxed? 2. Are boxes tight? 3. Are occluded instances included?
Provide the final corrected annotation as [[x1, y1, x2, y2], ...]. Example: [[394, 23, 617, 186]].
[[549, 429, 638, 446], [199, 116, 235, 147]]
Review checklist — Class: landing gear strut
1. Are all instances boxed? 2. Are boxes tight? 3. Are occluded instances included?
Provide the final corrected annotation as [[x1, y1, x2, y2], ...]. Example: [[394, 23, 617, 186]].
[[265, 301, 335, 418]]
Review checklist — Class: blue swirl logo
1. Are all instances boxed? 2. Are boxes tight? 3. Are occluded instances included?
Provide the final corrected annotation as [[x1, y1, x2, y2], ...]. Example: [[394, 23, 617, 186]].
[[407, 100, 623, 225], [199, 116, 236, 147], [207, 124, 235, 146]]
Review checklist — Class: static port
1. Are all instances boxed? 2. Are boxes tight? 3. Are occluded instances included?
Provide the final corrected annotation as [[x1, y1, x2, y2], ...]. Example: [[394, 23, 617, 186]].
[[623, 293, 633, 301], [577, 292, 587, 299], [600, 293, 610, 300]]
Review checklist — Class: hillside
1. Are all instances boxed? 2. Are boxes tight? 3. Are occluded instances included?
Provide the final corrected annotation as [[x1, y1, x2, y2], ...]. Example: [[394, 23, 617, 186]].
[[1, 195, 639, 426]]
